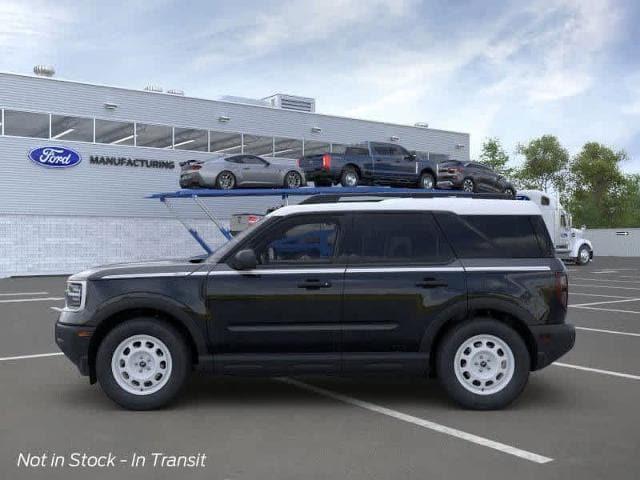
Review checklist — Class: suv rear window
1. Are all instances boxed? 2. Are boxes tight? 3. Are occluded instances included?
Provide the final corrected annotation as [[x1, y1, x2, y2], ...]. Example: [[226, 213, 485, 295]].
[[435, 213, 551, 258], [343, 213, 454, 264]]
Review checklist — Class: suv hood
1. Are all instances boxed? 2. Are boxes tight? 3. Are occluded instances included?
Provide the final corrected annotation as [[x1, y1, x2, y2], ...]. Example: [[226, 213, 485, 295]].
[[68, 258, 207, 281]]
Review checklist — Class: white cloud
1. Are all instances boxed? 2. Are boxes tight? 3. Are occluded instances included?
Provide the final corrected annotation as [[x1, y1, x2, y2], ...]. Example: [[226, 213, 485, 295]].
[[192, 0, 417, 69], [622, 73, 640, 116], [0, 1, 72, 53]]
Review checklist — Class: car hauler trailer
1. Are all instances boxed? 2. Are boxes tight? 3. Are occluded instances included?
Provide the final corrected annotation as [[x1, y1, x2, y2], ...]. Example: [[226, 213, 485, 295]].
[[518, 190, 593, 265], [149, 186, 593, 265]]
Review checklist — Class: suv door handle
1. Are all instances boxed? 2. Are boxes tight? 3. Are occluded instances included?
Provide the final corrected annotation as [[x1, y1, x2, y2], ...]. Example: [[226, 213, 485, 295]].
[[415, 278, 448, 288], [298, 279, 332, 290]]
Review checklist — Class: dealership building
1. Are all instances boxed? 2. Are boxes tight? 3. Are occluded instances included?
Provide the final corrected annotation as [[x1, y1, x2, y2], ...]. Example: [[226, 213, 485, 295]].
[[0, 70, 470, 276]]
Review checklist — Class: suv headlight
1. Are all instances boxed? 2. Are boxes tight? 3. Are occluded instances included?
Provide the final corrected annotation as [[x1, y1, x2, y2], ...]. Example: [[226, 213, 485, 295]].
[[65, 281, 86, 310]]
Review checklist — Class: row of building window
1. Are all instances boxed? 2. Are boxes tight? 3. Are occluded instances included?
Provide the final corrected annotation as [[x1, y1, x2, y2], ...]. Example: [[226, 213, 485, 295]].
[[0, 109, 346, 157]]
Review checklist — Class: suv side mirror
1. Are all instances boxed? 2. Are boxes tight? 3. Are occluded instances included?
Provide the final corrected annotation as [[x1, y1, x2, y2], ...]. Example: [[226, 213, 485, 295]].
[[231, 249, 257, 270], [405, 153, 416, 161]]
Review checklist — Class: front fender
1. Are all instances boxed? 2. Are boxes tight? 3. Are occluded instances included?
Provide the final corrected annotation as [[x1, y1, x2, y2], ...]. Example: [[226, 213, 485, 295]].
[[90, 293, 209, 357], [571, 239, 593, 257]]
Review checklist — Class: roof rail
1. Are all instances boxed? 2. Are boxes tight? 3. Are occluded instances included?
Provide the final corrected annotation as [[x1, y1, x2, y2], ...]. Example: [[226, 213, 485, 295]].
[[299, 191, 512, 205]]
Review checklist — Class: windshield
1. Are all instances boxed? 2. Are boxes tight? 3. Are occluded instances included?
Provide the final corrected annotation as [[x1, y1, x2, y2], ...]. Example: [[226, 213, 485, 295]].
[[206, 216, 276, 264]]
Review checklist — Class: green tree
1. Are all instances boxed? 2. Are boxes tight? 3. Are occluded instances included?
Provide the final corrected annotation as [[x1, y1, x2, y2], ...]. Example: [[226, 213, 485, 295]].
[[568, 142, 640, 227], [479, 137, 513, 176], [515, 135, 569, 193]]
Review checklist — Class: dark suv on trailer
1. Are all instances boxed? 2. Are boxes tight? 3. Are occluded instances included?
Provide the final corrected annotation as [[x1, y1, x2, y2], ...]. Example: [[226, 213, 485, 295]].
[[55, 195, 574, 410], [437, 160, 516, 196]]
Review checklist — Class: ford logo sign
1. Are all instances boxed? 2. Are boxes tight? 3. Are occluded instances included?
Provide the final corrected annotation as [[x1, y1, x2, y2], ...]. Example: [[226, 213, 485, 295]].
[[28, 146, 82, 169]]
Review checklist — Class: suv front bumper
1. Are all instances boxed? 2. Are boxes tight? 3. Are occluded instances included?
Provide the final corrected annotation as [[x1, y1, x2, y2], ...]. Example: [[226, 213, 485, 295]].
[[55, 321, 94, 377], [530, 323, 576, 370]]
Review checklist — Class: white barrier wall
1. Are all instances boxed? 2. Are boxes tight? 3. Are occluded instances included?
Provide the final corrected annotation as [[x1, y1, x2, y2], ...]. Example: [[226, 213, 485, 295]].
[[0, 215, 229, 277], [586, 228, 640, 257]]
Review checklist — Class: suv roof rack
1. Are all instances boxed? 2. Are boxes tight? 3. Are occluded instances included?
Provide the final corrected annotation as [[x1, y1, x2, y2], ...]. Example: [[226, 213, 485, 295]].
[[299, 191, 511, 204]]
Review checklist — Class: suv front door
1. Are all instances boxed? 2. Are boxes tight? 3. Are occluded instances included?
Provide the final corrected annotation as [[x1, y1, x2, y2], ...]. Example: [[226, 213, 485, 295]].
[[206, 214, 346, 373], [340, 212, 466, 373]]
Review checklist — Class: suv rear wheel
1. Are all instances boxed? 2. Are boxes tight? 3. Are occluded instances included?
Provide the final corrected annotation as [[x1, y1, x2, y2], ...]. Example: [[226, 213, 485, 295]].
[[436, 319, 529, 410], [96, 318, 191, 410]]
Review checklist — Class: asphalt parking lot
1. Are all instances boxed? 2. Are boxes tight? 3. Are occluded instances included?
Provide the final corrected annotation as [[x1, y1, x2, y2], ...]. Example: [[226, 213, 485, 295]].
[[1, 258, 639, 479]]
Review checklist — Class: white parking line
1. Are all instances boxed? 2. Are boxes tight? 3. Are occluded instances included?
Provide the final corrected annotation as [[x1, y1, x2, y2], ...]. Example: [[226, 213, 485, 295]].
[[278, 378, 553, 464], [570, 297, 640, 307], [571, 277, 640, 285], [569, 292, 631, 299], [576, 326, 640, 338], [0, 291, 49, 297], [571, 284, 640, 291], [570, 306, 640, 315], [594, 274, 640, 280], [0, 352, 63, 362], [554, 362, 640, 381], [0, 297, 64, 304]]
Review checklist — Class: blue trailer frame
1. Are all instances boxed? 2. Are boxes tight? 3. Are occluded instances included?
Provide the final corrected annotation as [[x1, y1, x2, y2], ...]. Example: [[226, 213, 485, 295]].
[[148, 186, 511, 254]]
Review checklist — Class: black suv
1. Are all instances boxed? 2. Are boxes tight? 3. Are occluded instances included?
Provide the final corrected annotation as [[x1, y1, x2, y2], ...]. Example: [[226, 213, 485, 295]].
[[55, 195, 574, 410], [437, 160, 516, 196]]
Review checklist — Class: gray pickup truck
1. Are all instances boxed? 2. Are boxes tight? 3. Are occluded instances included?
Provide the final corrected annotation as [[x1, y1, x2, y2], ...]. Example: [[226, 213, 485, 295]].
[[298, 141, 439, 188]]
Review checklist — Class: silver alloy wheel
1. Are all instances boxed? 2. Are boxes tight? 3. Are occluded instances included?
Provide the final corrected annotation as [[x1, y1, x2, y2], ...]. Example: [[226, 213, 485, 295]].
[[217, 172, 235, 189], [579, 246, 590, 264], [421, 174, 434, 189], [285, 171, 302, 188], [344, 171, 358, 186], [453, 334, 515, 395], [111, 334, 173, 396], [462, 179, 474, 192]]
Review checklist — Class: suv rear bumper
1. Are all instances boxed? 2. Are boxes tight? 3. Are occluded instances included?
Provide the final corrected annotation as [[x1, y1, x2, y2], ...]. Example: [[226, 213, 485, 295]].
[[530, 323, 576, 370], [55, 321, 94, 377]]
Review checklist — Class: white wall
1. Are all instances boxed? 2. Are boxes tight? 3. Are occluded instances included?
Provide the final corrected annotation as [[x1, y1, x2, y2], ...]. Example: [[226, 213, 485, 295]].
[[0, 215, 229, 277], [586, 228, 640, 257]]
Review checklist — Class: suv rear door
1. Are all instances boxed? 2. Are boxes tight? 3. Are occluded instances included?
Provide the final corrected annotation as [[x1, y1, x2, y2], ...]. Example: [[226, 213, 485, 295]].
[[340, 212, 466, 373]]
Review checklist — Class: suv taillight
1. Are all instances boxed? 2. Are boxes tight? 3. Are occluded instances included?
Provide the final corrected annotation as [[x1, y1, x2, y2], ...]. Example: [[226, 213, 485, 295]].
[[556, 272, 568, 309], [322, 154, 332, 170]]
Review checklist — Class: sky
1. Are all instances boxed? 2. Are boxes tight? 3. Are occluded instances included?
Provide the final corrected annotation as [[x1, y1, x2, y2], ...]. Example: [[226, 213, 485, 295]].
[[1, 0, 639, 171]]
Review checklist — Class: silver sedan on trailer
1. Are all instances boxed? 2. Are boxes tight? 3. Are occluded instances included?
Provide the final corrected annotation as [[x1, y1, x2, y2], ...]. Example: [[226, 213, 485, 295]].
[[179, 154, 307, 189]]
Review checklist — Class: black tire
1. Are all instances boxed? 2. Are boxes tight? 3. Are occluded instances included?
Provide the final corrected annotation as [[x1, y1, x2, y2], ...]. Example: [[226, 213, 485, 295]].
[[436, 318, 530, 410], [216, 171, 236, 190], [96, 318, 191, 410], [576, 244, 591, 265], [462, 178, 475, 192], [503, 187, 515, 197], [340, 167, 359, 187], [284, 171, 303, 189], [419, 172, 435, 189]]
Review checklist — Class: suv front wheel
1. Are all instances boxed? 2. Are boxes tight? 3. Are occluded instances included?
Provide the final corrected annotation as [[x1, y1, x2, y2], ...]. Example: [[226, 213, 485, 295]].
[[436, 319, 529, 410], [96, 318, 191, 410]]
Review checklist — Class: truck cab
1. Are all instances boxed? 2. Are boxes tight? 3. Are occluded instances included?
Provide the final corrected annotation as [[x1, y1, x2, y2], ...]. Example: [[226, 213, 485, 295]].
[[519, 190, 593, 265]]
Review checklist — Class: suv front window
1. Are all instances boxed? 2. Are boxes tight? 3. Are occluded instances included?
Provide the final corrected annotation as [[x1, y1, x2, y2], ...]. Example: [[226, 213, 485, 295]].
[[252, 218, 339, 265]]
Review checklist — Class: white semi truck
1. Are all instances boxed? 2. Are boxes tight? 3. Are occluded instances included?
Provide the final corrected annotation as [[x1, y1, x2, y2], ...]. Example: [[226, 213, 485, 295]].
[[519, 190, 593, 265]]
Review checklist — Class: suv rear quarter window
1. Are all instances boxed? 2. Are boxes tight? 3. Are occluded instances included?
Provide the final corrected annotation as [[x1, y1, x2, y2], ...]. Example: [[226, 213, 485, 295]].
[[342, 213, 454, 264], [435, 213, 549, 258]]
